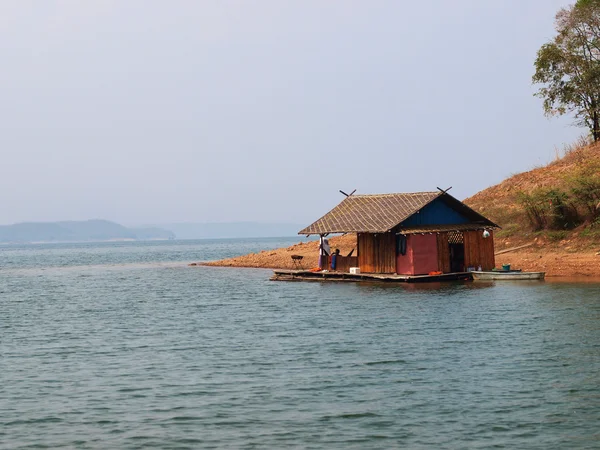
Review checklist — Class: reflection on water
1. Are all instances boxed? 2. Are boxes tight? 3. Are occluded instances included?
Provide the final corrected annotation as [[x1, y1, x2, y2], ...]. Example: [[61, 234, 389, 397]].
[[546, 276, 600, 284], [1, 239, 600, 449]]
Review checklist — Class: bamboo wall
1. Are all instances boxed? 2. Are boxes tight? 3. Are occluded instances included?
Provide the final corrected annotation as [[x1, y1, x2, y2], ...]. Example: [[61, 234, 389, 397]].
[[357, 232, 396, 273], [463, 230, 495, 270]]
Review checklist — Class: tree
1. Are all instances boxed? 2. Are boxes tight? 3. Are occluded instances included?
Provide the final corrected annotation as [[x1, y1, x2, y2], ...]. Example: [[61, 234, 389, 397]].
[[533, 1, 600, 141]]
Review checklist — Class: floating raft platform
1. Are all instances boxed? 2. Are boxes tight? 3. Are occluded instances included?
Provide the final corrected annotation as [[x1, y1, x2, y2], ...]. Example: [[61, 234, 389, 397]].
[[271, 270, 472, 283]]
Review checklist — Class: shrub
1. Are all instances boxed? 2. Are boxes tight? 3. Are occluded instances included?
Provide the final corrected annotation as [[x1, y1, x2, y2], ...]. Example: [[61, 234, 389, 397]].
[[517, 191, 547, 231], [546, 189, 581, 229], [517, 188, 581, 231], [568, 169, 600, 222]]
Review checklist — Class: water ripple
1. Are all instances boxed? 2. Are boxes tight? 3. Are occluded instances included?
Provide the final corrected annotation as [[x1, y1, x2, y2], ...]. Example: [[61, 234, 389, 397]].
[[1, 240, 600, 448]]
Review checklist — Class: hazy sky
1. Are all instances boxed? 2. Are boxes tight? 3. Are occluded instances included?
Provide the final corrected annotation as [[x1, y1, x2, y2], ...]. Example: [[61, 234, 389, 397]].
[[0, 0, 581, 225]]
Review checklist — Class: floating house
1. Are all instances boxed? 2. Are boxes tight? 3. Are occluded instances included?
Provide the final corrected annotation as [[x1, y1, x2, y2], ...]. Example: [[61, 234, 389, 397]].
[[298, 191, 499, 276]]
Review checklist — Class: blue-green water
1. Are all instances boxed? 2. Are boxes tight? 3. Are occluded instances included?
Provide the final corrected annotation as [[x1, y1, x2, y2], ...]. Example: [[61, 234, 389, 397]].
[[1, 239, 600, 449]]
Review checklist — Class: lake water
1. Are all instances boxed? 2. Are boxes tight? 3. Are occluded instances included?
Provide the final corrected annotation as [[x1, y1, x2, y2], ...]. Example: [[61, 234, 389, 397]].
[[1, 239, 600, 449]]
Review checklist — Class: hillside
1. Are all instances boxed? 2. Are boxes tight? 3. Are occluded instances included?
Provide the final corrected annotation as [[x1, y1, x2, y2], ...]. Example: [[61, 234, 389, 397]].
[[465, 139, 600, 251], [0, 220, 175, 243]]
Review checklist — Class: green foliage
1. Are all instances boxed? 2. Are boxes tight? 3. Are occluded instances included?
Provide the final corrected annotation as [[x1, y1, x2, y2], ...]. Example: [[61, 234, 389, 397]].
[[516, 157, 600, 233], [517, 191, 547, 231], [517, 188, 581, 231], [568, 168, 600, 220], [533, 3, 600, 140], [547, 189, 581, 229], [576, 0, 600, 8]]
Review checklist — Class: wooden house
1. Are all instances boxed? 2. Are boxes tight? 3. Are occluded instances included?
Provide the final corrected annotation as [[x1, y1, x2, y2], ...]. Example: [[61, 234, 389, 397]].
[[299, 191, 499, 275]]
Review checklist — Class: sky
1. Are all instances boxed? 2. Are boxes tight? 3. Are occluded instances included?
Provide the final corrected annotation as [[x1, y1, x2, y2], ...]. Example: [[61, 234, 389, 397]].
[[0, 0, 582, 226]]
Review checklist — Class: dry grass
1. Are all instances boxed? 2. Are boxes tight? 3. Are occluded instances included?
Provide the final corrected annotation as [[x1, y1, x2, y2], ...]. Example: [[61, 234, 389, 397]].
[[465, 140, 600, 250]]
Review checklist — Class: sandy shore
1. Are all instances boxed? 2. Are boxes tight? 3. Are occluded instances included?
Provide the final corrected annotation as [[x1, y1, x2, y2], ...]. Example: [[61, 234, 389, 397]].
[[197, 234, 600, 278]]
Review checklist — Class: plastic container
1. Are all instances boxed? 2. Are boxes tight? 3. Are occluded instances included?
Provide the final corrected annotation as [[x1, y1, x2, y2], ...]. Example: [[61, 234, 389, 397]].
[[502, 264, 511, 271]]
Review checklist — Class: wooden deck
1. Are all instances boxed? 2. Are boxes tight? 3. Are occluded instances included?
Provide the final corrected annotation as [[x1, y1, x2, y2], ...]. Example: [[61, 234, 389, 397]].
[[271, 269, 472, 283]]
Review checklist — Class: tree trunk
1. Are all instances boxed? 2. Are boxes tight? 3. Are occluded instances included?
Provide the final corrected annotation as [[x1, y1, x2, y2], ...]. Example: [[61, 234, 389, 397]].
[[591, 97, 600, 142]]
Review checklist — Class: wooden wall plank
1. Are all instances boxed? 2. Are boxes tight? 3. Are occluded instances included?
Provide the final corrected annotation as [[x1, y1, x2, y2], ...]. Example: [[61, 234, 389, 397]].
[[357, 232, 395, 273], [437, 233, 451, 273], [463, 231, 470, 268], [472, 231, 480, 268], [463, 230, 496, 270], [472, 231, 480, 269], [481, 230, 495, 270], [357, 233, 372, 273], [384, 232, 396, 273], [489, 232, 494, 267], [464, 230, 475, 269], [333, 256, 358, 272]]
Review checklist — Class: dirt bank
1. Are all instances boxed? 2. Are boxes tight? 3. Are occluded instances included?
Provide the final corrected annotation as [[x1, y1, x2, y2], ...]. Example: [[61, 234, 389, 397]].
[[495, 247, 600, 277]]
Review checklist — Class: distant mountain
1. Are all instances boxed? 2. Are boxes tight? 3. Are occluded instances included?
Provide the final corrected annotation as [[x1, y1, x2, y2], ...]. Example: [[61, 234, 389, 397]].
[[0, 220, 175, 243], [56, 220, 136, 241], [150, 222, 305, 239], [0, 220, 305, 243]]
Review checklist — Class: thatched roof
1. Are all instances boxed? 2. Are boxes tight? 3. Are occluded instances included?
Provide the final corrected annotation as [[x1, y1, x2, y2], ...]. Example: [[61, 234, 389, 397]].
[[299, 192, 499, 235]]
